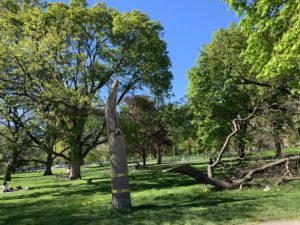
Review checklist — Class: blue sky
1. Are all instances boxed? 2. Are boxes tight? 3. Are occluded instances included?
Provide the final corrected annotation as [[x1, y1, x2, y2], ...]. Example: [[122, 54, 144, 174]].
[[48, 0, 239, 102]]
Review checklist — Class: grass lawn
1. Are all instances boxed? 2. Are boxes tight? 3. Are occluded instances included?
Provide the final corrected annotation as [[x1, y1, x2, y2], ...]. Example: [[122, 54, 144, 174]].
[[1, 151, 300, 225]]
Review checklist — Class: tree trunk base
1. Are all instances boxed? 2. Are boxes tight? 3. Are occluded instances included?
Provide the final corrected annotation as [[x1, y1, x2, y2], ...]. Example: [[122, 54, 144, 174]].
[[4, 164, 13, 181], [69, 159, 82, 180], [112, 192, 131, 209], [43, 170, 53, 176]]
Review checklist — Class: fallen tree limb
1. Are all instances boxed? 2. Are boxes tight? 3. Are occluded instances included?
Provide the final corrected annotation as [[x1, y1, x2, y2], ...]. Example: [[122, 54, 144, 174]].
[[207, 106, 258, 178], [164, 155, 300, 189]]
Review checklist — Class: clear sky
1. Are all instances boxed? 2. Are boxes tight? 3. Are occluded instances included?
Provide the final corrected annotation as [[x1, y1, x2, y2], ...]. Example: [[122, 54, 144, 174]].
[[48, 0, 239, 101]]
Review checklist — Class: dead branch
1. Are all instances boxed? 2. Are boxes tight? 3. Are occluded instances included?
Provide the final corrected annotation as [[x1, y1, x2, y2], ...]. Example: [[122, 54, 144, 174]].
[[274, 160, 295, 186], [164, 155, 300, 189], [207, 106, 258, 178]]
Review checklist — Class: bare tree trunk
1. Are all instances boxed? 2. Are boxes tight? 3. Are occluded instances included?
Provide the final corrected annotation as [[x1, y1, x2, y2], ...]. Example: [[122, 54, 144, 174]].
[[43, 151, 53, 176], [106, 80, 131, 209]]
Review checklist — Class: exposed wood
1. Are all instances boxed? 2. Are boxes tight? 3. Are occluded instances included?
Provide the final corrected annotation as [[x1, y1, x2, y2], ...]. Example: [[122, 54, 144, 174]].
[[106, 79, 131, 209]]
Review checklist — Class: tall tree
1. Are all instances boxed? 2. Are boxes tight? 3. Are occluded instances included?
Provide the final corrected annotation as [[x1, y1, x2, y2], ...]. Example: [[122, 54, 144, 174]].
[[0, 99, 32, 181], [187, 25, 255, 157], [0, 1, 172, 179]]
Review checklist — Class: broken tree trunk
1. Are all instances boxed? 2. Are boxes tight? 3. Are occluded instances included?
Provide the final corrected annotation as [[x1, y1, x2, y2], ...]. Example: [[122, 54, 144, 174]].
[[105, 80, 131, 209], [164, 155, 300, 189]]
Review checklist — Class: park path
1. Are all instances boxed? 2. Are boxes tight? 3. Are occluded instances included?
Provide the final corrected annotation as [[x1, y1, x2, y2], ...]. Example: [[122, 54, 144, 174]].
[[257, 220, 300, 225]]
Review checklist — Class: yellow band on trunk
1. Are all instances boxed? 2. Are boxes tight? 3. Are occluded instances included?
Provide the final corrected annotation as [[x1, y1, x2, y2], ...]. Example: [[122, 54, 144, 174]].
[[111, 173, 128, 178], [112, 189, 130, 194]]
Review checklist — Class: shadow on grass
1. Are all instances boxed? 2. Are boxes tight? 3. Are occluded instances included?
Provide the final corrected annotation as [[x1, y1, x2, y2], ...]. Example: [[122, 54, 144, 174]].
[[0, 187, 280, 225], [1, 161, 297, 225], [95, 192, 279, 225]]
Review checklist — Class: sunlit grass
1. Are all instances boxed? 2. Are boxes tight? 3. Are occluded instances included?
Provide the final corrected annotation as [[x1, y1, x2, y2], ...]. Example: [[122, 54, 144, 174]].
[[1, 148, 300, 225]]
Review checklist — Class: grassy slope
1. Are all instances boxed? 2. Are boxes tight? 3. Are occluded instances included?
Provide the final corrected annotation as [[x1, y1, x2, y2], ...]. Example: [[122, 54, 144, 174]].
[[1, 148, 300, 225]]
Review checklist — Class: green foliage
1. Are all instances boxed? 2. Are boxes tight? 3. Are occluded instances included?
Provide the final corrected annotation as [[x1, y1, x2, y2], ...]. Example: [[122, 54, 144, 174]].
[[120, 96, 172, 162], [84, 144, 108, 164], [0, 0, 172, 170], [161, 102, 197, 155], [187, 25, 254, 154], [226, 0, 300, 94], [69, 0, 87, 8]]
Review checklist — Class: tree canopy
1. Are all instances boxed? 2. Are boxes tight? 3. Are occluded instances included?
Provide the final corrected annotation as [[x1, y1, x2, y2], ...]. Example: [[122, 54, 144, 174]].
[[0, 0, 173, 179], [226, 0, 300, 94], [187, 25, 254, 154]]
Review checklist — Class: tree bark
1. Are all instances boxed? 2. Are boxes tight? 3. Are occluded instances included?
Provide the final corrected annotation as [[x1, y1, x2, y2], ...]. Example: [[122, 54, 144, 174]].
[[274, 138, 282, 158], [173, 146, 177, 156], [43, 152, 53, 176], [4, 163, 14, 181], [4, 150, 18, 181], [69, 158, 82, 180], [142, 146, 147, 169], [106, 80, 131, 209], [237, 143, 246, 159], [157, 144, 162, 164]]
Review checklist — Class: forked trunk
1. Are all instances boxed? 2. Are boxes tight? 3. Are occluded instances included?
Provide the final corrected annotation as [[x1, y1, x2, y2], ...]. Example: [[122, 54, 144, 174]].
[[106, 80, 131, 209]]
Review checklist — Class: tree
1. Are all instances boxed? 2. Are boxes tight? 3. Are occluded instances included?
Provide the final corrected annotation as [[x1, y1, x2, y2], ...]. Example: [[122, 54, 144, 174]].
[[20, 114, 62, 175], [164, 0, 300, 191], [224, 0, 300, 155], [120, 95, 172, 166], [187, 24, 255, 158], [225, 0, 300, 95], [0, 99, 32, 181], [120, 96, 153, 168], [0, 0, 172, 179], [161, 102, 196, 156]]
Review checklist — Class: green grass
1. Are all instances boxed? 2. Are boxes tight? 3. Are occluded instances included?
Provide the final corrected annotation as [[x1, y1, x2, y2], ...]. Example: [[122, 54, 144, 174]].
[[1, 150, 300, 225], [247, 146, 300, 158]]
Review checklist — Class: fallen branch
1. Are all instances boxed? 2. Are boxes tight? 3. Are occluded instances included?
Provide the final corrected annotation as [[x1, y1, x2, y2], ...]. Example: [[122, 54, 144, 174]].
[[164, 155, 300, 189], [207, 106, 258, 178]]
